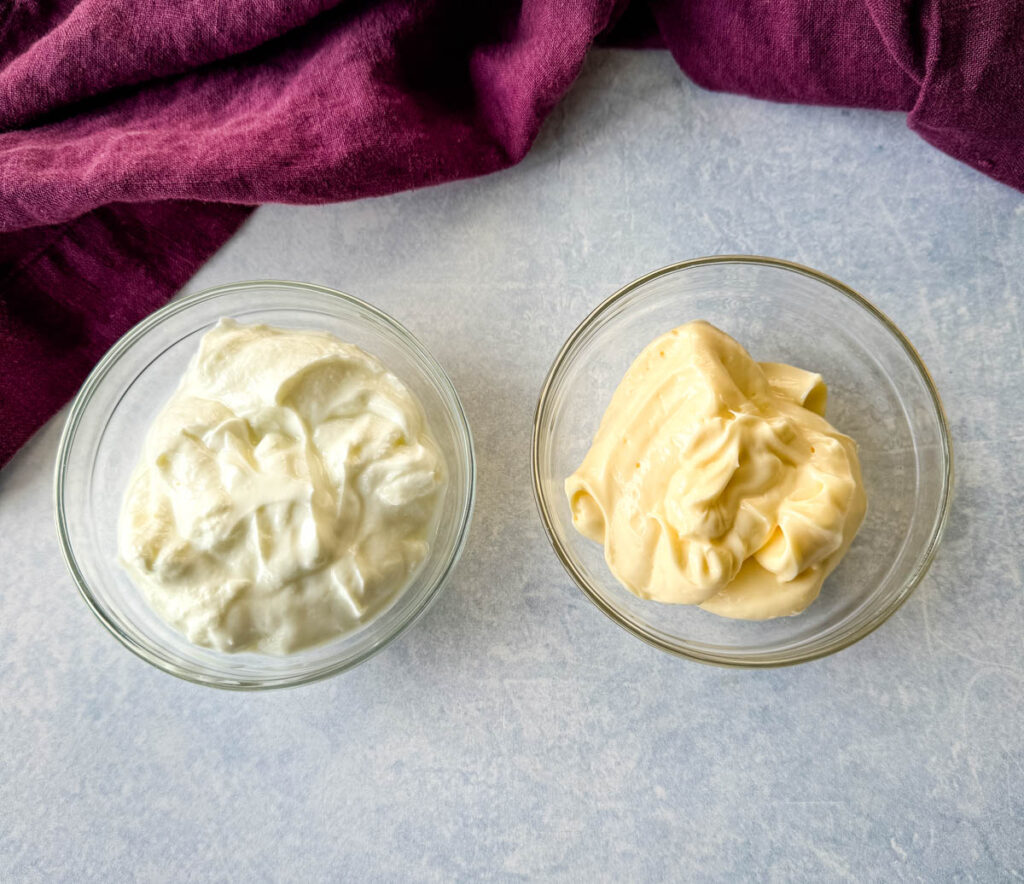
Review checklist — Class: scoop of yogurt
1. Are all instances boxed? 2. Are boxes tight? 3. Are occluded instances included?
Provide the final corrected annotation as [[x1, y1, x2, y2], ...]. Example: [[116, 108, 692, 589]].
[[118, 319, 446, 654], [565, 320, 866, 619]]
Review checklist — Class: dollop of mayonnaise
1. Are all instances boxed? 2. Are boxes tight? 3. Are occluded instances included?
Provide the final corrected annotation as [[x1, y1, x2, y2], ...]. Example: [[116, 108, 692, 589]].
[[118, 319, 446, 654], [565, 321, 866, 619]]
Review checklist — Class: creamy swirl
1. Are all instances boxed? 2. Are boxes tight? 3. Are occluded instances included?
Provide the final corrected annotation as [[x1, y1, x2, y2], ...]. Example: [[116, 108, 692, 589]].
[[118, 319, 446, 653], [565, 321, 866, 619]]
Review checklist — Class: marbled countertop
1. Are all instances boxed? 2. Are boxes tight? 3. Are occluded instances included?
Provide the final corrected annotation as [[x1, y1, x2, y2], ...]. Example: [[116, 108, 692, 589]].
[[2, 52, 1021, 881]]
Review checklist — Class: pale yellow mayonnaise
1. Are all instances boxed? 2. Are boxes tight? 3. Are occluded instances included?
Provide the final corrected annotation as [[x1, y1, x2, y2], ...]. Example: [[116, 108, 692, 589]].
[[565, 321, 866, 619], [118, 319, 446, 654]]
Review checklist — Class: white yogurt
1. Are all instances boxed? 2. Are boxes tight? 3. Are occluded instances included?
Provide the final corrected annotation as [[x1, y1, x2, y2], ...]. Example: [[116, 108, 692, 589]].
[[118, 319, 446, 654]]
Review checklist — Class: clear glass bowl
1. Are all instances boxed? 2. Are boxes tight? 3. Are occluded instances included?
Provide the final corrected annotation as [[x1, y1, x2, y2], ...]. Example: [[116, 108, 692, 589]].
[[533, 256, 953, 667], [55, 281, 475, 689]]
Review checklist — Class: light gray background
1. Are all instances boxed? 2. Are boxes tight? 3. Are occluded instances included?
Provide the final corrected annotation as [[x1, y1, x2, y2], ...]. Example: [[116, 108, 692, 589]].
[[2, 52, 1022, 881]]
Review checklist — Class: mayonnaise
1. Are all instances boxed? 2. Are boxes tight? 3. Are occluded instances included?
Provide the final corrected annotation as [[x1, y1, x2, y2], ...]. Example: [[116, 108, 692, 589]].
[[565, 321, 866, 619], [118, 319, 446, 654]]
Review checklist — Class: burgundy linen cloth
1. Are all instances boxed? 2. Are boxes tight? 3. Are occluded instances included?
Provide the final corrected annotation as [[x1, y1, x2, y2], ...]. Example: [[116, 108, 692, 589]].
[[1, 0, 1022, 466]]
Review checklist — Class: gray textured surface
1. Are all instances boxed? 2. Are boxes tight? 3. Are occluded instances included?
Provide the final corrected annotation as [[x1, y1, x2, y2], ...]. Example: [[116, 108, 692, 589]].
[[2, 52, 1022, 881]]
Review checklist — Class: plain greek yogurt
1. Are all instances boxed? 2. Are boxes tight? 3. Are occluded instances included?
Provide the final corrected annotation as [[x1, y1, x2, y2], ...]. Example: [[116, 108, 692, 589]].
[[118, 319, 446, 654]]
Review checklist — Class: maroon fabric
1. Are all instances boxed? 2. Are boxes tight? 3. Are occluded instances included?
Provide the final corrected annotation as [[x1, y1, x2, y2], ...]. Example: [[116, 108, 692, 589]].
[[0, 201, 250, 464], [650, 0, 1024, 192], [1, 0, 1022, 466]]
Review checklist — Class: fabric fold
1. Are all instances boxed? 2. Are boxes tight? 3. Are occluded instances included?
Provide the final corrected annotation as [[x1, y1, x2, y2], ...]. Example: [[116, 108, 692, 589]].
[[0, 201, 251, 465]]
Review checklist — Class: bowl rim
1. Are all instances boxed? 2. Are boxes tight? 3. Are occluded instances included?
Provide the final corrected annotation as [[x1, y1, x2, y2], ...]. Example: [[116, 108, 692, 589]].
[[532, 255, 954, 668], [54, 279, 476, 690]]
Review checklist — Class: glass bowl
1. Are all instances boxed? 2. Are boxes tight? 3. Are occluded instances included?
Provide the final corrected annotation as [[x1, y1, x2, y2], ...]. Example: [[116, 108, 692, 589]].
[[533, 256, 952, 667], [55, 281, 475, 689]]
